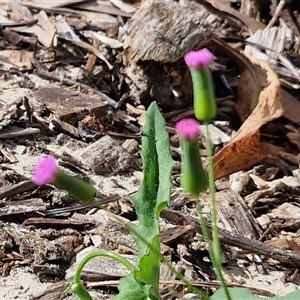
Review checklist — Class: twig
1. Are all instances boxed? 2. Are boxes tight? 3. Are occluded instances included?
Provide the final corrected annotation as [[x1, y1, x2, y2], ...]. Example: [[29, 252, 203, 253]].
[[0, 127, 40, 138], [266, 0, 288, 29], [161, 208, 300, 267], [218, 228, 300, 266]]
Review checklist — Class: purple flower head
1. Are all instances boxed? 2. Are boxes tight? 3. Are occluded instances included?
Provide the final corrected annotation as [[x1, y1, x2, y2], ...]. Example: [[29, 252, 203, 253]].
[[175, 118, 201, 140], [184, 49, 214, 69], [33, 155, 58, 185]]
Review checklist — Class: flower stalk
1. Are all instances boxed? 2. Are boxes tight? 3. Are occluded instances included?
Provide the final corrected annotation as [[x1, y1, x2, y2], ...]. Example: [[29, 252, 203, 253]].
[[184, 48, 231, 300]]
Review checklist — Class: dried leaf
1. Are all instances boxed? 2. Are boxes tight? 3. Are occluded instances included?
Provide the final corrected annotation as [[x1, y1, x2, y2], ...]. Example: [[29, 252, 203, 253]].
[[15, 11, 57, 48], [73, 1, 133, 17], [30, 0, 89, 9], [213, 52, 300, 179], [0, 50, 34, 69], [56, 18, 113, 69], [266, 238, 300, 253]]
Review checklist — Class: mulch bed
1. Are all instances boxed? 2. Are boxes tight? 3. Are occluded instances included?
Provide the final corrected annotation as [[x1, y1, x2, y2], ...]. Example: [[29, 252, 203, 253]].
[[1, 1, 300, 299]]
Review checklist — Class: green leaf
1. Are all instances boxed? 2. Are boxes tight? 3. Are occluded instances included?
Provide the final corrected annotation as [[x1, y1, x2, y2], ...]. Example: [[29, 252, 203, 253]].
[[114, 102, 174, 299], [211, 287, 300, 300], [130, 101, 174, 268], [114, 274, 147, 300], [134, 235, 162, 299]]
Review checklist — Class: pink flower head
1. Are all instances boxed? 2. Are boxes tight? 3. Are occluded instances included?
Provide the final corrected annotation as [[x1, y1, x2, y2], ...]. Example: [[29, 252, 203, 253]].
[[184, 49, 214, 69], [32, 155, 58, 185], [175, 118, 201, 140]]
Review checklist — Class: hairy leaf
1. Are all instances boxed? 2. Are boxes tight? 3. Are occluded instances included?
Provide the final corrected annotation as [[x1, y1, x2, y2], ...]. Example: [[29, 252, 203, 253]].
[[114, 102, 174, 299]]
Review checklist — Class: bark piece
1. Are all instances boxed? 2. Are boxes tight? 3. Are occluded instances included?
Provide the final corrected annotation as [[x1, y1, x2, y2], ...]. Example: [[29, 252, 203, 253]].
[[268, 202, 300, 219], [31, 282, 69, 300], [81, 135, 136, 176], [33, 85, 109, 123], [0, 180, 37, 200], [125, 1, 211, 63], [23, 217, 95, 229], [215, 190, 262, 239], [0, 199, 47, 221], [161, 224, 195, 245], [32, 67, 118, 109], [20, 230, 83, 278]]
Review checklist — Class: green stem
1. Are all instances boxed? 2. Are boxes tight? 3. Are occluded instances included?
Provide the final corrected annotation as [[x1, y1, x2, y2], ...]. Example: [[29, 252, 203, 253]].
[[160, 254, 211, 300], [125, 222, 211, 300], [194, 196, 215, 266], [71, 250, 137, 300], [204, 123, 231, 300]]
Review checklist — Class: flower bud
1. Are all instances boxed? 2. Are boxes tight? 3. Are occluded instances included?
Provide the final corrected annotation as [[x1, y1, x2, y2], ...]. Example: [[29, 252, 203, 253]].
[[184, 49, 217, 122], [175, 119, 208, 195], [33, 155, 95, 203]]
